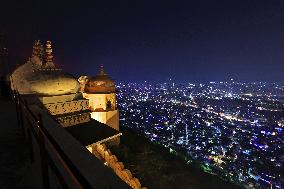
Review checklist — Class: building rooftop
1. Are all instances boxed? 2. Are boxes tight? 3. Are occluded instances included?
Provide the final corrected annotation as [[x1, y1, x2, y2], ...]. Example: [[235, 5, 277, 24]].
[[66, 119, 121, 146]]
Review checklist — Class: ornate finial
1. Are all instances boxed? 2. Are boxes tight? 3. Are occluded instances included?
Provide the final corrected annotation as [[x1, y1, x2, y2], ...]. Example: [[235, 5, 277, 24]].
[[39, 43, 44, 60], [44, 40, 55, 68], [32, 40, 43, 60], [45, 41, 53, 63], [99, 64, 106, 75]]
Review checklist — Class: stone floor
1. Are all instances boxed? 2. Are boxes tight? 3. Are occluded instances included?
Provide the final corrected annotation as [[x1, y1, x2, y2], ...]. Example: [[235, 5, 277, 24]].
[[0, 96, 31, 189]]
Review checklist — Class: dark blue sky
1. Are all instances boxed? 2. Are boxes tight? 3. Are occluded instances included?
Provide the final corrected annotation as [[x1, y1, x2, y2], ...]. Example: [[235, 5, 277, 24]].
[[2, 0, 284, 82]]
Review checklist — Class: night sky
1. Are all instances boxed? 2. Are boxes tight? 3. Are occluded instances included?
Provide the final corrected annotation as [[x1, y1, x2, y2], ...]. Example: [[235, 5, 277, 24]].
[[1, 0, 284, 82]]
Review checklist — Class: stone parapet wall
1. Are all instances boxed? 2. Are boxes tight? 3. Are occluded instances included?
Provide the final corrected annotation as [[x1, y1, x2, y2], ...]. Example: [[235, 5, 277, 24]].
[[89, 144, 147, 189], [56, 112, 91, 127], [44, 99, 89, 115], [42, 97, 90, 127]]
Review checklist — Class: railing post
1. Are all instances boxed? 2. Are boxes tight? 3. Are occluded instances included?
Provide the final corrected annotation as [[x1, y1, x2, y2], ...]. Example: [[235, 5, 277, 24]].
[[19, 97, 25, 138], [15, 92, 20, 126], [38, 114, 50, 189], [15, 91, 26, 139]]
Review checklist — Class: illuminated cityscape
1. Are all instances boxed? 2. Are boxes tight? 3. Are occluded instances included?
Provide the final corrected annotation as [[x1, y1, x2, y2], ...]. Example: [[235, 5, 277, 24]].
[[117, 81, 284, 188], [1, 1, 284, 188]]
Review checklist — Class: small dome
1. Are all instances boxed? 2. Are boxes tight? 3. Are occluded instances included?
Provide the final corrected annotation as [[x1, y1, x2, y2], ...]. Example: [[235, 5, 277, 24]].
[[85, 66, 116, 93]]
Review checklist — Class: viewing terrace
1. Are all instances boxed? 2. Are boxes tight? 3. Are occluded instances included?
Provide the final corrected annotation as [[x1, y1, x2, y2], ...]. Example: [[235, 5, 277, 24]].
[[0, 89, 130, 189]]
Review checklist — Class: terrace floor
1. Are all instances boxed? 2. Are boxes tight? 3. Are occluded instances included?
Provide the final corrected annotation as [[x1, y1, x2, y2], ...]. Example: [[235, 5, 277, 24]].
[[0, 97, 36, 189]]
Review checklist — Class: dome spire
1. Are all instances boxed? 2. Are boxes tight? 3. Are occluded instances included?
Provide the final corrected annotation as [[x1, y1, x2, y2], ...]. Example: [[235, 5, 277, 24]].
[[99, 64, 106, 75], [32, 40, 44, 60], [45, 41, 53, 63], [44, 40, 55, 68]]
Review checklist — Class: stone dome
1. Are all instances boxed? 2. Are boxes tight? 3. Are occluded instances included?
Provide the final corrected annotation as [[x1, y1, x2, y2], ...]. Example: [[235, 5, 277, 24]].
[[28, 70, 80, 96], [11, 56, 80, 96], [84, 66, 116, 93]]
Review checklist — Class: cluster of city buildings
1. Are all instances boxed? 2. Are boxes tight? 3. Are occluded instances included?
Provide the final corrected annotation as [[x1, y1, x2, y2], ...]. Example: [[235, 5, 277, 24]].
[[117, 81, 284, 188]]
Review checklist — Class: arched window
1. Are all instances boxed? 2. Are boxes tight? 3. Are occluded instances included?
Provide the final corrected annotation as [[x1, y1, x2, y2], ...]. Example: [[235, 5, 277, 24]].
[[106, 100, 112, 110]]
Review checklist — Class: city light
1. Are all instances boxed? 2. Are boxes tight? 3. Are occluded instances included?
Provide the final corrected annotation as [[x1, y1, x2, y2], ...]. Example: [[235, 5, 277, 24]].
[[117, 82, 284, 188]]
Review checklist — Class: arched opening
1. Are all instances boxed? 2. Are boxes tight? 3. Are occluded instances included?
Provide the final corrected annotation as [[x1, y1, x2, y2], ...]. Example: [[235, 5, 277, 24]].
[[106, 100, 112, 110]]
